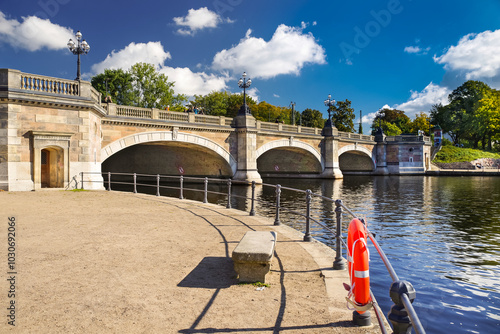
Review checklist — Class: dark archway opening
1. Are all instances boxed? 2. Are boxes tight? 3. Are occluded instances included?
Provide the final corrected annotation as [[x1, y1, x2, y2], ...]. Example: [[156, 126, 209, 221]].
[[339, 151, 374, 174], [102, 142, 233, 178], [257, 147, 322, 178]]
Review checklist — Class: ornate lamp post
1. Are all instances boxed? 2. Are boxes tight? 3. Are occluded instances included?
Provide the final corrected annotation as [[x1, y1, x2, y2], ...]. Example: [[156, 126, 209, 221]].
[[324, 93, 336, 128], [237, 72, 252, 116], [67, 30, 90, 81]]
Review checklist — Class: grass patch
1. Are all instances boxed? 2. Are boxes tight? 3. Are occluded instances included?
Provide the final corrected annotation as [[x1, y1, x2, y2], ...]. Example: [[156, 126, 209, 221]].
[[238, 281, 270, 288], [433, 146, 500, 163], [70, 189, 89, 192]]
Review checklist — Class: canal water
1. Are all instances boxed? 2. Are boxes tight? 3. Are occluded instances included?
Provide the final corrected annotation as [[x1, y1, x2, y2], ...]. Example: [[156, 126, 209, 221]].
[[116, 175, 500, 333]]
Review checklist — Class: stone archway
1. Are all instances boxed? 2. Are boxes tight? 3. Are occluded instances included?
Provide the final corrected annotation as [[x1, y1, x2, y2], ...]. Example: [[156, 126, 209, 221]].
[[31, 131, 72, 189], [101, 131, 237, 176]]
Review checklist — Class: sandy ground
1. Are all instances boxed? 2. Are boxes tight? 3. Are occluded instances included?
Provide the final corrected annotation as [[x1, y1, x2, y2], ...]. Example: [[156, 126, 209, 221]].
[[0, 190, 385, 333]]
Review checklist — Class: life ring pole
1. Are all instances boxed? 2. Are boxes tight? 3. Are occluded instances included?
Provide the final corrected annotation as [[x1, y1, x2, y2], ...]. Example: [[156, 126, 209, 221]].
[[365, 221, 426, 334]]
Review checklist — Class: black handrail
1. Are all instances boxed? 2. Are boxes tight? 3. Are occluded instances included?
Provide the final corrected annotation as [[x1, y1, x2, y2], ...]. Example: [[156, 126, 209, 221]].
[[77, 172, 426, 333]]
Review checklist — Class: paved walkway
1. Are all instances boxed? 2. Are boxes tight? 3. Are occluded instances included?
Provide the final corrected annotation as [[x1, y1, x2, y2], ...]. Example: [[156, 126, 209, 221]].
[[0, 190, 386, 333]]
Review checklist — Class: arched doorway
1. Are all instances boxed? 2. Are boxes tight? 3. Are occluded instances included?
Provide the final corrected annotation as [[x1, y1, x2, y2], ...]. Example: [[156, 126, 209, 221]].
[[40, 146, 64, 188]]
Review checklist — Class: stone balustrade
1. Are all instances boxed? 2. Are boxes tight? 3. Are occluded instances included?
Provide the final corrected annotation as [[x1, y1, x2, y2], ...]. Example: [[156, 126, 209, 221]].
[[0, 69, 101, 106]]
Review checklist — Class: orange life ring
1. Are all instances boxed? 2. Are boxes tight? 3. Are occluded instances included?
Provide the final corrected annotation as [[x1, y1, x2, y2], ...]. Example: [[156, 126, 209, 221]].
[[347, 218, 371, 313]]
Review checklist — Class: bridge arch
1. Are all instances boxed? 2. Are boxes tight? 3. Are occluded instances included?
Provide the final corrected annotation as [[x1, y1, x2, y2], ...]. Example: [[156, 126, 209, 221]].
[[338, 144, 374, 158], [256, 139, 322, 166], [255, 139, 323, 175], [338, 144, 375, 172], [101, 131, 237, 175]]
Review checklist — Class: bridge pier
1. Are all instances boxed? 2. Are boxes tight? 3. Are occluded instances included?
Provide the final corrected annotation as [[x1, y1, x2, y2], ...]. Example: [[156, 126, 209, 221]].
[[320, 123, 343, 179], [232, 115, 263, 183], [374, 128, 389, 175]]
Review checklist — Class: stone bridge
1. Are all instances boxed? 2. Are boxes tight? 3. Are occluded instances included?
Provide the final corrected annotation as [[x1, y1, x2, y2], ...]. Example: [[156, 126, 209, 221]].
[[1, 69, 432, 191]]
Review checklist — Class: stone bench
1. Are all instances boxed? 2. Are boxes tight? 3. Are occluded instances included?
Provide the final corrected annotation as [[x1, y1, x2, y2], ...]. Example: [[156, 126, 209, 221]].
[[232, 231, 277, 283]]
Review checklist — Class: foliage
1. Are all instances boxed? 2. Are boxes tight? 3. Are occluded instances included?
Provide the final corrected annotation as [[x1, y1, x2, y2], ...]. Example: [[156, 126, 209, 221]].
[[129, 63, 187, 110], [476, 88, 500, 150], [371, 108, 411, 135], [430, 80, 499, 149], [301, 108, 325, 128], [91, 68, 134, 105], [442, 138, 454, 146], [329, 99, 355, 132], [237, 281, 270, 288], [91, 63, 187, 110], [252, 101, 291, 123], [433, 145, 500, 163], [410, 112, 430, 135], [190, 91, 256, 117], [191, 91, 231, 116]]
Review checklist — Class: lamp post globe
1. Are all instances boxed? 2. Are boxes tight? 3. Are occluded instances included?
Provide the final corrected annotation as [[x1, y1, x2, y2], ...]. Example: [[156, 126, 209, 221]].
[[324, 93, 336, 128], [67, 30, 90, 81], [238, 72, 252, 116]]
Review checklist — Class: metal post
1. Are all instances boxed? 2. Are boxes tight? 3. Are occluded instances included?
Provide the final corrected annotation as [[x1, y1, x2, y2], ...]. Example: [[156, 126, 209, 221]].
[[304, 189, 312, 242], [133, 173, 137, 194], [107, 172, 111, 191], [226, 179, 232, 209], [274, 184, 281, 226], [179, 176, 184, 199], [156, 174, 160, 196], [250, 181, 256, 216], [388, 281, 417, 334], [334, 199, 346, 270], [203, 177, 208, 203], [80, 172, 84, 190]]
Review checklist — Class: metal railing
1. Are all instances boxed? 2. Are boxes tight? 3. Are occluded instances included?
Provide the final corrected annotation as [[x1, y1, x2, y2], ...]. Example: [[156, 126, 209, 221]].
[[78, 171, 426, 333]]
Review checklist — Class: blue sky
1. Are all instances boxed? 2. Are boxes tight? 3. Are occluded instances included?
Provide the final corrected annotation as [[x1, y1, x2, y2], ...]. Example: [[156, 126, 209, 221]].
[[1, 0, 500, 130]]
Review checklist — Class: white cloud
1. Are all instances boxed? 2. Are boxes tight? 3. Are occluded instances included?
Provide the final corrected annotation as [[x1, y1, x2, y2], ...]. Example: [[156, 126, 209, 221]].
[[212, 24, 326, 79], [394, 82, 450, 118], [0, 11, 73, 51], [404, 45, 430, 55], [363, 105, 392, 125], [434, 29, 500, 80], [173, 7, 231, 36], [246, 87, 260, 103], [273, 93, 280, 98], [91, 42, 171, 73], [90, 41, 228, 96], [160, 67, 227, 96]]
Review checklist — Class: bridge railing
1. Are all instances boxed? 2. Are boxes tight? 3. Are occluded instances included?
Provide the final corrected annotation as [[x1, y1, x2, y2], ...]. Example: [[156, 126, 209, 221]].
[[339, 131, 375, 141], [78, 171, 426, 334], [386, 135, 431, 143], [1, 69, 102, 105]]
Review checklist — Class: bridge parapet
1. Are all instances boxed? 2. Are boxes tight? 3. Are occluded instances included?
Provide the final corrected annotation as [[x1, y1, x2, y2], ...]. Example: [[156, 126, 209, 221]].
[[386, 135, 431, 143], [338, 131, 374, 142], [0, 69, 101, 105]]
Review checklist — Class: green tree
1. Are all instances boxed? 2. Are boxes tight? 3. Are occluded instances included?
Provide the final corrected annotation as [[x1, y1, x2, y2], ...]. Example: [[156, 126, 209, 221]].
[[226, 93, 256, 118], [191, 91, 231, 116], [371, 108, 411, 135], [476, 88, 500, 150], [91, 68, 134, 105], [301, 108, 325, 128], [329, 99, 355, 132], [410, 112, 430, 135], [431, 80, 492, 147], [129, 62, 187, 110]]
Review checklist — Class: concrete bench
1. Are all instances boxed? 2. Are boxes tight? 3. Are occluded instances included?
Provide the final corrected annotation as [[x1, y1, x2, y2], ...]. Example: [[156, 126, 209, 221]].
[[232, 231, 277, 283]]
